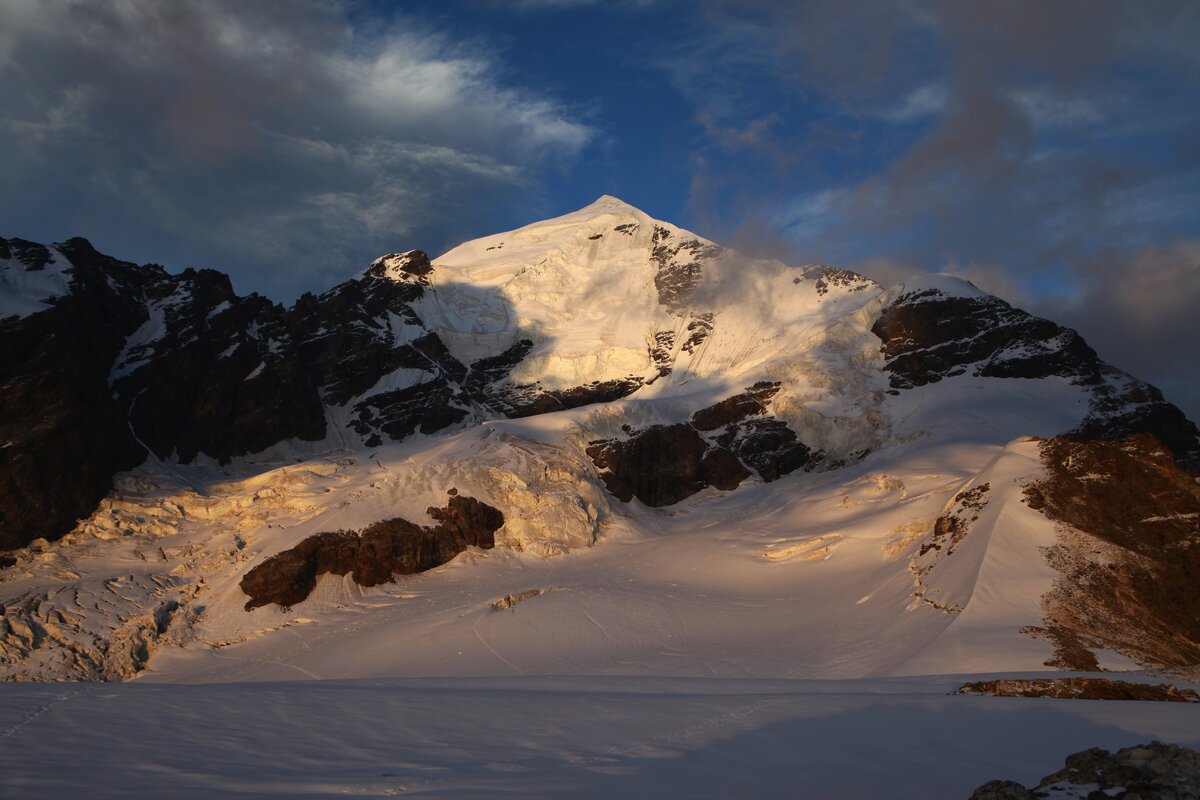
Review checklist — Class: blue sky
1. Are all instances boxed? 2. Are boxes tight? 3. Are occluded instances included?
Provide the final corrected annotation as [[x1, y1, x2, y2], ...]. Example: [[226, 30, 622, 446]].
[[1, 0, 1198, 418]]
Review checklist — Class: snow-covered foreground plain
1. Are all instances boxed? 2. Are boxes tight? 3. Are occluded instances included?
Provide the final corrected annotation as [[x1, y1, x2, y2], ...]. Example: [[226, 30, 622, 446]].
[[3, 675, 1198, 799]]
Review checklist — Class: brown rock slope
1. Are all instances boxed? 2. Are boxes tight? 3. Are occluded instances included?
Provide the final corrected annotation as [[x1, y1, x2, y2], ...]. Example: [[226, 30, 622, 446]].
[[240, 494, 504, 610], [956, 677, 1200, 702], [1023, 434, 1200, 670]]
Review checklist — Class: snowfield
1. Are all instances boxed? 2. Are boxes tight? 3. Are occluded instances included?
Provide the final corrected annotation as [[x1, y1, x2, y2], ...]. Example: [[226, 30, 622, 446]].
[[3, 675, 1198, 799]]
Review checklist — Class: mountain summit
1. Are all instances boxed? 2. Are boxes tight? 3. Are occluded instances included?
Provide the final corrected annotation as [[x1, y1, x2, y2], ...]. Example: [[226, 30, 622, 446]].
[[1, 201, 1197, 681]]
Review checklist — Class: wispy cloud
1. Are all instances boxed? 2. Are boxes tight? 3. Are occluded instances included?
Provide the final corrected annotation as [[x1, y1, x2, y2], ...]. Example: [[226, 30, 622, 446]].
[[880, 84, 950, 123]]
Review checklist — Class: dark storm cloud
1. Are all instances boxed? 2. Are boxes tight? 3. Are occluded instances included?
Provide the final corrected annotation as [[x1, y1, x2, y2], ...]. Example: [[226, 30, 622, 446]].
[[678, 0, 1198, 262], [1031, 241, 1200, 429], [0, 0, 593, 298]]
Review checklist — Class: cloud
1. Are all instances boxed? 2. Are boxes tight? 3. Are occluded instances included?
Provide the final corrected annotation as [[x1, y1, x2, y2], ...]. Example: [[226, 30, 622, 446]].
[[880, 84, 950, 123], [670, 1, 1198, 254], [0, 0, 594, 298], [1034, 239, 1200, 421], [1008, 88, 1104, 128], [505, 0, 660, 8]]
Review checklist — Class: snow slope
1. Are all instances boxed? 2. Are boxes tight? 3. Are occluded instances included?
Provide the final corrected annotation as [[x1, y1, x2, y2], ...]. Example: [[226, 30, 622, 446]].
[[3, 378, 1095, 683], [0, 242, 72, 319]]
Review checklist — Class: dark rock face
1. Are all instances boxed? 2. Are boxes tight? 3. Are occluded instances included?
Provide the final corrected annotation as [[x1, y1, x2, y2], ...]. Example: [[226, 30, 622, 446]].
[[650, 226, 723, 313], [872, 286, 1200, 464], [464, 339, 645, 418], [2, 238, 150, 550], [240, 494, 504, 609], [4, 237, 54, 270], [721, 418, 813, 482], [108, 264, 326, 464], [872, 288, 1099, 389], [810, 266, 872, 297], [289, 251, 471, 447], [1023, 434, 1200, 669], [697, 382, 817, 482], [351, 382, 468, 447], [1070, 379, 1200, 468], [586, 382, 818, 506], [464, 340, 537, 407], [0, 241, 492, 548], [649, 330, 675, 378], [291, 251, 464, 406], [588, 424, 720, 506], [0, 235, 336, 549], [681, 312, 713, 354], [971, 742, 1200, 800]]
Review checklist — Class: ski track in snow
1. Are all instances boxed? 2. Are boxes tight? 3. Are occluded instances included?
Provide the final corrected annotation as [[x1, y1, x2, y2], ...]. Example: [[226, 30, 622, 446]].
[[0, 685, 90, 742], [471, 609, 525, 676]]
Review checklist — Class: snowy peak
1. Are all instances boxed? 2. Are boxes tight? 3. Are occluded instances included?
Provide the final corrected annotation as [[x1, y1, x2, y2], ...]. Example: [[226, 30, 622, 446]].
[[434, 194, 672, 270], [583, 193, 648, 214]]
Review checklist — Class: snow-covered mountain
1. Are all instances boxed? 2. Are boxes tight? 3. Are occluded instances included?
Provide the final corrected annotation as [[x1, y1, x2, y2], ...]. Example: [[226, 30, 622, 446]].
[[1, 195, 1198, 682]]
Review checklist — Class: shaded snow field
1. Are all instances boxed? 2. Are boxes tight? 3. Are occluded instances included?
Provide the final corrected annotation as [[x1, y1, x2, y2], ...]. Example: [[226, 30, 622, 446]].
[[2, 674, 1198, 799]]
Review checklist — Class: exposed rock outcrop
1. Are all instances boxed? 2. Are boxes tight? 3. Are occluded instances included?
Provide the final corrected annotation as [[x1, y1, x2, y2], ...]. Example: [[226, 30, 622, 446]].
[[587, 423, 745, 506], [462, 339, 645, 418], [872, 287, 1098, 389], [956, 678, 1200, 702], [2, 238, 151, 551], [1023, 434, 1200, 670], [240, 494, 504, 610], [810, 266, 873, 297], [650, 225, 723, 313], [970, 742, 1200, 800], [920, 483, 990, 557], [492, 588, 552, 610], [872, 284, 1200, 464], [291, 250, 471, 447], [586, 382, 818, 506], [108, 261, 326, 464]]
